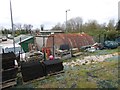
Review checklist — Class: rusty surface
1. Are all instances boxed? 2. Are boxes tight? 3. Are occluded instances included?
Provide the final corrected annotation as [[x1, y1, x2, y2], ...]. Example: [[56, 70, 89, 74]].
[[46, 33, 95, 50]]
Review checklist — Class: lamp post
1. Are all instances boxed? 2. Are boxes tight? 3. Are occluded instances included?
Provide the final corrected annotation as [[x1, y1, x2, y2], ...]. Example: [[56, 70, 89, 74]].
[[65, 9, 70, 33]]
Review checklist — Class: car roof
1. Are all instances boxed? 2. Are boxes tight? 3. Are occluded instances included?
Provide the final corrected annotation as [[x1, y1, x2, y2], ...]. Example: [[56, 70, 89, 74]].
[[0, 44, 21, 49]]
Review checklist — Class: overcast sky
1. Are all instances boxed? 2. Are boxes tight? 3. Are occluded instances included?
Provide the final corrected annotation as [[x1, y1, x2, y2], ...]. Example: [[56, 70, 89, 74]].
[[0, 0, 119, 29]]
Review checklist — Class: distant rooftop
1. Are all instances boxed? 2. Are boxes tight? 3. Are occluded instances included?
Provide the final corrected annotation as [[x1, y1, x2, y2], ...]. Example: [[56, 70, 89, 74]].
[[40, 30, 64, 33]]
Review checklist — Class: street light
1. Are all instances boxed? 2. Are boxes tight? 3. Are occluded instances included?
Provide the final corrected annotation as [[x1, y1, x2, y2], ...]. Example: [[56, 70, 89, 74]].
[[65, 9, 70, 33]]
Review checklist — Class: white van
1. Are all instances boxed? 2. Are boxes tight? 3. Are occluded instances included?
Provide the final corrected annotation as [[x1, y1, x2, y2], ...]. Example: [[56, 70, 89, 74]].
[[0, 44, 25, 61]]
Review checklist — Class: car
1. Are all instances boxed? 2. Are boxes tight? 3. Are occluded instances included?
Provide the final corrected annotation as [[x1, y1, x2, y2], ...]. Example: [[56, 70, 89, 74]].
[[115, 37, 120, 46], [0, 44, 25, 61], [2, 36, 7, 41], [104, 41, 119, 49]]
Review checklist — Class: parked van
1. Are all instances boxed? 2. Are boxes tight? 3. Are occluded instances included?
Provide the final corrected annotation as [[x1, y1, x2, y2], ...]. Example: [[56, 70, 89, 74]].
[[0, 44, 25, 61]]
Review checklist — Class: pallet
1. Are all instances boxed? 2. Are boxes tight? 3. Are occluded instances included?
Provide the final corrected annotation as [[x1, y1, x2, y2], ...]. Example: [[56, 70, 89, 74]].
[[72, 52, 82, 57], [23, 70, 64, 85], [23, 76, 46, 85], [47, 70, 64, 76], [2, 78, 17, 89]]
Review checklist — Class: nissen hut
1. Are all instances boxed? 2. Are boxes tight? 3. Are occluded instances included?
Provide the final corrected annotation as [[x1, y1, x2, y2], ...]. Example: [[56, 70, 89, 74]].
[[46, 33, 95, 50]]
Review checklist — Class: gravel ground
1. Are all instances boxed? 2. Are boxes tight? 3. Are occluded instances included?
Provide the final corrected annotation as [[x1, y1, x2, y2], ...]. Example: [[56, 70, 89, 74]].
[[63, 53, 118, 67]]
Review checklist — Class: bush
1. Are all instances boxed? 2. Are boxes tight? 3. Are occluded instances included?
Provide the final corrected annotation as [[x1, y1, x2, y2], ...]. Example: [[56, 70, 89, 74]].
[[105, 30, 120, 41]]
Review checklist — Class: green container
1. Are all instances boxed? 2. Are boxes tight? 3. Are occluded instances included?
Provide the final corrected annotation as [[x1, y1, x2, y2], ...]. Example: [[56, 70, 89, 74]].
[[20, 37, 34, 53]]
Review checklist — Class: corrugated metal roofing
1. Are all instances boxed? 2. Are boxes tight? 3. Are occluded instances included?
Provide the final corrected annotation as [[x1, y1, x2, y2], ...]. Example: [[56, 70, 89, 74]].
[[14, 34, 33, 44], [46, 33, 95, 49], [35, 37, 48, 50]]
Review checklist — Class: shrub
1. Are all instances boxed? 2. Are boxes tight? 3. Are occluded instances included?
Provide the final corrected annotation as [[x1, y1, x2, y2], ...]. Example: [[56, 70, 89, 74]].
[[105, 30, 120, 41]]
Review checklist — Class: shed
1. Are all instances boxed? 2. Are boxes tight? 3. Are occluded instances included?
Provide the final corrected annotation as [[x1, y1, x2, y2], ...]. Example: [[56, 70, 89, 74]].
[[46, 33, 95, 50], [15, 35, 34, 52], [35, 36, 48, 51]]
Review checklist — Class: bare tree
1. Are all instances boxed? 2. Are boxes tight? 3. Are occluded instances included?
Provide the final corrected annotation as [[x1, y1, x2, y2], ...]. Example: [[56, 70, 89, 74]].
[[15, 23, 22, 30], [51, 23, 63, 30], [67, 17, 83, 32], [23, 24, 28, 30], [0, 26, 5, 31], [107, 19, 115, 30], [23, 24, 33, 34], [100, 22, 107, 30], [84, 20, 101, 31], [75, 17, 83, 32]]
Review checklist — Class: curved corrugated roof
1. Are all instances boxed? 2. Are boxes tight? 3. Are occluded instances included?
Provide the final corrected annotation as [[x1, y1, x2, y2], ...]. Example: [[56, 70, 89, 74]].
[[46, 33, 95, 49]]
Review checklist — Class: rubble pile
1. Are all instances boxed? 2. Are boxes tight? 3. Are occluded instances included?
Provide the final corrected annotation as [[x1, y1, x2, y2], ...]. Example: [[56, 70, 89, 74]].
[[63, 53, 118, 67]]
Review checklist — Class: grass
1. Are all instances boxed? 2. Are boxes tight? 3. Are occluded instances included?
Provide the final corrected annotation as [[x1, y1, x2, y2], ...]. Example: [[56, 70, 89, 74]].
[[87, 48, 119, 56], [13, 47, 119, 88]]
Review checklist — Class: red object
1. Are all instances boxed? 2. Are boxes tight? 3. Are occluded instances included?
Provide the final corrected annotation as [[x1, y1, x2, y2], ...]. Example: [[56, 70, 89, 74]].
[[42, 47, 51, 58]]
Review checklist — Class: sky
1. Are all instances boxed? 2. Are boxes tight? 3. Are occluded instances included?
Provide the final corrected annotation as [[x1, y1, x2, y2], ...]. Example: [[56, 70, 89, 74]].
[[0, 0, 119, 29]]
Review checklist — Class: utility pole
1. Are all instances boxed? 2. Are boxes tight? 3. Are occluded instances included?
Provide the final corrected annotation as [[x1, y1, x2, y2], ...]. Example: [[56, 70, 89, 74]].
[[52, 35, 55, 57], [43, 36, 46, 61], [65, 9, 70, 33], [10, 0, 15, 53]]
